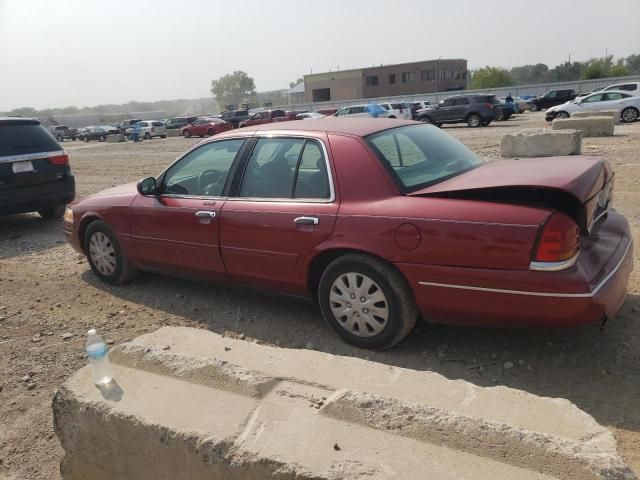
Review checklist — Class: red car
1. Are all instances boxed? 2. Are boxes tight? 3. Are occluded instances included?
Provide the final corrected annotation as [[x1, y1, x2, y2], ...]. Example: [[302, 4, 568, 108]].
[[64, 119, 632, 349], [238, 109, 299, 128], [181, 117, 233, 138]]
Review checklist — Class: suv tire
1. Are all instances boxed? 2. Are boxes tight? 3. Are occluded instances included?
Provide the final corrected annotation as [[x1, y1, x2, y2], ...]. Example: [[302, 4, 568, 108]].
[[318, 253, 418, 349], [38, 203, 66, 219], [467, 113, 481, 128]]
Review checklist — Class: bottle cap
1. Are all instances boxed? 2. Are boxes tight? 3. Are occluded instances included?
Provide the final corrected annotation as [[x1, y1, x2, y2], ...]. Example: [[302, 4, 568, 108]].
[[88, 329, 97, 336]]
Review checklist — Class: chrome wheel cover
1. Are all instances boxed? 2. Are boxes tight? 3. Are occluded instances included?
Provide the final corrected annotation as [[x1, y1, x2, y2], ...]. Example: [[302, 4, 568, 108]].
[[329, 273, 389, 337], [622, 108, 637, 122], [89, 232, 117, 276]]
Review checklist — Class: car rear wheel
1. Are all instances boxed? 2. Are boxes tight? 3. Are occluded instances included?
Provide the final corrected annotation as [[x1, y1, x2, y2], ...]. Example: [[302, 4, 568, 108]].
[[318, 253, 417, 349], [99, 135, 106, 142], [144, 132, 151, 140], [85, 221, 138, 285], [555, 111, 570, 119], [621, 107, 639, 123], [207, 128, 213, 136], [467, 113, 481, 127], [37, 203, 66, 219], [183, 130, 191, 138]]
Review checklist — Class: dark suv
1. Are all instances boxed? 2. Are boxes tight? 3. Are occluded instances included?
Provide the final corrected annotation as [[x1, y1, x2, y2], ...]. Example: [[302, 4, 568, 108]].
[[415, 95, 501, 127], [529, 89, 577, 111], [0, 117, 75, 218]]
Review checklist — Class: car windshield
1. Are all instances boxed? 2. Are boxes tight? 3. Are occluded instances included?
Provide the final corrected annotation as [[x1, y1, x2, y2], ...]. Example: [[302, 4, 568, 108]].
[[366, 124, 484, 192]]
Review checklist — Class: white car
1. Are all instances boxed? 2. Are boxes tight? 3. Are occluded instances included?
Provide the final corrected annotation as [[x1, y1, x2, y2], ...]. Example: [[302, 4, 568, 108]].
[[333, 104, 389, 118], [378, 102, 412, 119], [546, 90, 640, 123], [296, 112, 326, 120], [125, 120, 167, 139], [601, 82, 640, 96]]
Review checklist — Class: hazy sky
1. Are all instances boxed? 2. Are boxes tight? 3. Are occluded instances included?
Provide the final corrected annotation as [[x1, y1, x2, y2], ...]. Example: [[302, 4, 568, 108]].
[[1, 0, 639, 111]]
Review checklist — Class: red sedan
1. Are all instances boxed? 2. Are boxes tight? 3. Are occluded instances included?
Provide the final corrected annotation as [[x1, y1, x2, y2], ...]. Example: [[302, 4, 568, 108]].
[[181, 117, 233, 138], [64, 119, 632, 349]]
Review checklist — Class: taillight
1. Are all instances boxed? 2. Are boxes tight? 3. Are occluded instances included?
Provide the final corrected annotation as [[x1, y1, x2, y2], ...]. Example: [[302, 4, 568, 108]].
[[485, 103, 492, 109], [48, 153, 69, 166], [533, 212, 579, 263]]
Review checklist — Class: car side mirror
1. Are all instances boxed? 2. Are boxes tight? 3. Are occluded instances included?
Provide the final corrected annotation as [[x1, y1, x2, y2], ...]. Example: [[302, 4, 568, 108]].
[[137, 177, 158, 196]]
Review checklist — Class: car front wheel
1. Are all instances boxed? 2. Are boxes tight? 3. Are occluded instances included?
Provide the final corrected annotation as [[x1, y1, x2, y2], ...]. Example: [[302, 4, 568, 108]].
[[621, 107, 639, 123], [530, 104, 539, 112], [555, 111, 570, 119], [183, 130, 191, 138], [318, 253, 417, 349], [85, 220, 138, 285], [467, 113, 481, 127]]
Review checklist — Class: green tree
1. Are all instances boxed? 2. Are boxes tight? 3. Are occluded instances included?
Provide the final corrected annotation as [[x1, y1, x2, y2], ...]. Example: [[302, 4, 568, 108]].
[[469, 67, 513, 89], [609, 63, 628, 77], [623, 54, 640, 75], [581, 56, 614, 79], [210, 71, 256, 108], [509, 63, 550, 85], [289, 77, 303, 89], [549, 61, 584, 82]]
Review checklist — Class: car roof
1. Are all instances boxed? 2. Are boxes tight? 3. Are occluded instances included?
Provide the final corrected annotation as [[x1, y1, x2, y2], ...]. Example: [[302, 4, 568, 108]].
[[218, 117, 417, 138], [0, 117, 40, 126]]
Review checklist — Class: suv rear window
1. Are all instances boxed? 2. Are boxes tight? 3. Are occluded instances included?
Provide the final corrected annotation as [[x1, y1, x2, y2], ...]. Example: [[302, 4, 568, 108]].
[[367, 124, 483, 192], [0, 123, 61, 157], [473, 95, 499, 104], [152, 121, 164, 126]]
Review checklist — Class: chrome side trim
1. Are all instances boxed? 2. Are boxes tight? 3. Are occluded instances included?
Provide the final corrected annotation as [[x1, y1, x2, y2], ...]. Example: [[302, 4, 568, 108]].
[[529, 253, 579, 272], [418, 240, 631, 299], [0, 150, 64, 164]]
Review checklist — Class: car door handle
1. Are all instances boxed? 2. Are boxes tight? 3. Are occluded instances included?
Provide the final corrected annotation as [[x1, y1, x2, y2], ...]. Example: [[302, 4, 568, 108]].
[[195, 211, 216, 219], [294, 216, 319, 225]]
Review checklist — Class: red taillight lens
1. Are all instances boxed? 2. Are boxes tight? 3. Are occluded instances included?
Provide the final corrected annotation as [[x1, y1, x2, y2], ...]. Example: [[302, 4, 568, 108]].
[[534, 212, 580, 262], [48, 153, 69, 166]]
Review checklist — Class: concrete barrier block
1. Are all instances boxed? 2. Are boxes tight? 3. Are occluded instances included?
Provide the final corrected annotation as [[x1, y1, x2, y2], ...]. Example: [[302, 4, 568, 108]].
[[166, 129, 182, 137], [53, 327, 635, 480], [106, 134, 126, 143], [501, 130, 582, 158], [571, 109, 620, 124], [552, 116, 615, 137]]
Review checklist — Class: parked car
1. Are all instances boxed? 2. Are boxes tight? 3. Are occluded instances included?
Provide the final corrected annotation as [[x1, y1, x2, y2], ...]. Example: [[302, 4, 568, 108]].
[[333, 104, 389, 118], [181, 117, 234, 138], [545, 91, 640, 123], [513, 97, 532, 113], [601, 82, 640, 95], [125, 121, 167, 140], [408, 101, 431, 119], [1, 117, 75, 218], [296, 112, 326, 120], [498, 98, 516, 120], [378, 102, 412, 120], [238, 109, 298, 128], [63, 118, 631, 349], [529, 90, 578, 111], [78, 126, 109, 142], [164, 117, 198, 130], [116, 119, 142, 134], [100, 125, 120, 135], [49, 125, 77, 142], [415, 95, 501, 127], [316, 108, 338, 116], [220, 110, 250, 128]]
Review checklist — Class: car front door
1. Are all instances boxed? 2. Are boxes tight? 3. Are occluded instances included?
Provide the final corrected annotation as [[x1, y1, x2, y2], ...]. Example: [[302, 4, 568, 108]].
[[130, 138, 247, 280], [219, 135, 338, 295], [449, 97, 469, 120], [433, 98, 455, 121]]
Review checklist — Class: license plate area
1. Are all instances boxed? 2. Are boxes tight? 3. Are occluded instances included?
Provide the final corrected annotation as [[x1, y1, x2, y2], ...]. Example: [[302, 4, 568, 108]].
[[12, 160, 35, 174]]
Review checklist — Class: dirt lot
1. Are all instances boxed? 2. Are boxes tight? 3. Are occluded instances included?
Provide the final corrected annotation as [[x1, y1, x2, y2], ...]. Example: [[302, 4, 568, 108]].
[[1, 113, 639, 479]]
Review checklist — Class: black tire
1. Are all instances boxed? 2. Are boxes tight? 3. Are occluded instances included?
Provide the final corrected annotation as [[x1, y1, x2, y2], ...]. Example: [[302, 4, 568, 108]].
[[530, 104, 539, 112], [184, 130, 191, 138], [84, 137, 89, 142], [555, 111, 570, 119], [467, 113, 481, 127], [621, 107, 639, 123], [100, 135, 106, 142], [388, 115, 396, 119], [318, 253, 418, 349], [160, 135, 167, 138], [419, 116, 432, 124], [144, 132, 151, 140], [84, 220, 138, 285], [72, 136, 76, 141], [37, 203, 66, 219], [57, 136, 64, 142], [206, 128, 214, 136]]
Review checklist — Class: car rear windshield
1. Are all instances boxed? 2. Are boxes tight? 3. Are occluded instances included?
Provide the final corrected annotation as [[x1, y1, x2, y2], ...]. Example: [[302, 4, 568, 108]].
[[0, 124, 61, 157], [473, 95, 500, 104], [366, 124, 484, 192], [391, 103, 406, 109]]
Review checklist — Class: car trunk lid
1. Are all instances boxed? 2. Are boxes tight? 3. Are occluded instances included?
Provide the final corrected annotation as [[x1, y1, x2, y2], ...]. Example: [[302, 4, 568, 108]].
[[408, 156, 613, 233]]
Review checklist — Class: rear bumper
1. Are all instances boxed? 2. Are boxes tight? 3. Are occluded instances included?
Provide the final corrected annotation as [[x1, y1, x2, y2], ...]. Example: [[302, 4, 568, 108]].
[[398, 211, 633, 328], [0, 176, 75, 216]]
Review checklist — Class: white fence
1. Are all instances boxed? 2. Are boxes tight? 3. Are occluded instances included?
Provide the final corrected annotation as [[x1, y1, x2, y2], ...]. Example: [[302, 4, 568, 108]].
[[278, 75, 640, 112]]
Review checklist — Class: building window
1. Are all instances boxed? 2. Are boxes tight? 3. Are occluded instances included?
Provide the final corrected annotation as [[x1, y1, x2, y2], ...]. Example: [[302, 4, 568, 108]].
[[312, 88, 331, 102], [366, 75, 379, 87], [421, 70, 435, 81], [389, 73, 396, 84], [401, 72, 415, 83]]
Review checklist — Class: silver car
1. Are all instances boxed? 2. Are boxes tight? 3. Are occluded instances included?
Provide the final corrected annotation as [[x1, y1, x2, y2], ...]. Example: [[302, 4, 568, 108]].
[[333, 104, 389, 118], [126, 121, 167, 139]]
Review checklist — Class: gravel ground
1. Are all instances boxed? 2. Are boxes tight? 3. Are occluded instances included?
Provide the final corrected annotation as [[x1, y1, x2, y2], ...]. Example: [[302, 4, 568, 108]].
[[1, 112, 639, 479]]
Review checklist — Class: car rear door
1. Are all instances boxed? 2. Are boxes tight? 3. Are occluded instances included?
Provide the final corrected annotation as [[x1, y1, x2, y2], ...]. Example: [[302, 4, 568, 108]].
[[130, 138, 247, 280], [219, 135, 338, 295]]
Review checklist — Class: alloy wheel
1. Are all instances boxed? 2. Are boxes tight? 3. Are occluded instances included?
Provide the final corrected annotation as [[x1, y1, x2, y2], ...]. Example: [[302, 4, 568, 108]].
[[89, 232, 117, 276], [622, 108, 638, 123], [329, 272, 389, 337]]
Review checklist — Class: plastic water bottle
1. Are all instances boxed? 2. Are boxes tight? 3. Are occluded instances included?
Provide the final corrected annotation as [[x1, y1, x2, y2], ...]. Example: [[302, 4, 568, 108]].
[[86, 329, 113, 385]]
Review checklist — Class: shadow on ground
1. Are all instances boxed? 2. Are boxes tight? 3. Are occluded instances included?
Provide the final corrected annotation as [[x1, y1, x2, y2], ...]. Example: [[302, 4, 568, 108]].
[[82, 269, 640, 435], [0, 214, 65, 259]]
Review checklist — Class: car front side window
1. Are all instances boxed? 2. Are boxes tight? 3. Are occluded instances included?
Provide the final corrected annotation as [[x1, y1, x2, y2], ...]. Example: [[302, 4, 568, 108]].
[[161, 139, 245, 197]]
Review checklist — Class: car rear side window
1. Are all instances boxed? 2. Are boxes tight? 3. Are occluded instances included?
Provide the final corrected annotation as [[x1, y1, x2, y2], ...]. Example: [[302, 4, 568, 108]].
[[152, 121, 164, 126], [293, 142, 330, 199], [367, 124, 483, 192], [0, 124, 60, 157]]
